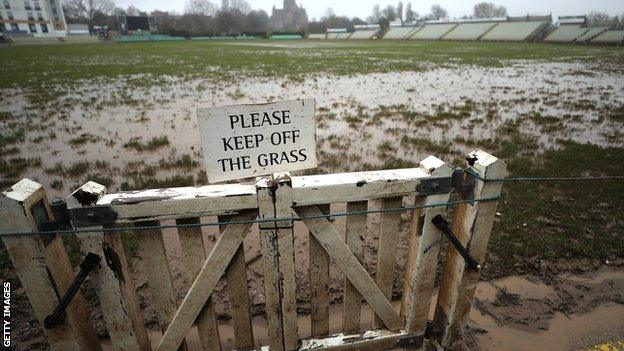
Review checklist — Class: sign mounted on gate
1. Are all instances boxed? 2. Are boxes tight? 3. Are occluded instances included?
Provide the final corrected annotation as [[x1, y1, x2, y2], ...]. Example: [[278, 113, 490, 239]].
[[197, 99, 317, 183]]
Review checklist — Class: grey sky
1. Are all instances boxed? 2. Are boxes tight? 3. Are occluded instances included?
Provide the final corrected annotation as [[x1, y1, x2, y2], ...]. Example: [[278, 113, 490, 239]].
[[115, 0, 623, 20]]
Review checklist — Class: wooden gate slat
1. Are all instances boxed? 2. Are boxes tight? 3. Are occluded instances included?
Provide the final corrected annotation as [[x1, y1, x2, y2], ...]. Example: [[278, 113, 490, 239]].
[[176, 217, 221, 351], [157, 210, 257, 351], [0, 179, 99, 351], [220, 215, 255, 350], [372, 197, 402, 329], [256, 178, 285, 351], [342, 201, 367, 334], [135, 221, 187, 350], [295, 206, 403, 332], [67, 181, 151, 351], [401, 157, 453, 333], [432, 150, 507, 349], [309, 204, 330, 337]]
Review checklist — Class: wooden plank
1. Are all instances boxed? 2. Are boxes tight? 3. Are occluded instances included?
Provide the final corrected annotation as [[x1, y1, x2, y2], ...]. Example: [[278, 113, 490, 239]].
[[309, 204, 330, 337], [295, 206, 403, 332], [95, 167, 437, 222], [67, 181, 152, 351], [157, 211, 257, 351], [256, 176, 285, 351], [432, 150, 507, 349], [0, 179, 88, 350], [299, 330, 423, 351], [97, 184, 257, 222], [176, 217, 221, 351], [372, 197, 402, 329], [342, 201, 367, 334], [401, 157, 453, 334], [135, 220, 187, 350], [220, 215, 254, 350], [292, 168, 432, 206], [274, 173, 299, 351]]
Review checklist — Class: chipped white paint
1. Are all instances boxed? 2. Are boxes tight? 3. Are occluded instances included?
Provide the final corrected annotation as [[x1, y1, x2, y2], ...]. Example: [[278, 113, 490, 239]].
[[95, 184, 257, 221], [2, 178, 42, 203], [292, 168, 432, 206], [198, 99, 317, 183]]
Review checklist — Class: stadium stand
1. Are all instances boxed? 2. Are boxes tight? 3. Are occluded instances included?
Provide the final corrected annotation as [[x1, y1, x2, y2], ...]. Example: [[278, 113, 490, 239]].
[[544, 25, 588, 42], [575, 27, 608, 42], [480, 20, 549, 41], [406, 26, 424, 38], [308, 33, 326, 39], [349, 30, 377, 39], [335, 32, 352, 39], [383, 26, 416, 39], [591, 30, 624, 44], [442, 22, 498, 41], [410, 23, 458, 40]]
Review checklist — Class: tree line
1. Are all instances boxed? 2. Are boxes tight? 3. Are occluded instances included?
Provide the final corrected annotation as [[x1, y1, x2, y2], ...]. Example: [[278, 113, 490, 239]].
[[62, 0, 624, 35]]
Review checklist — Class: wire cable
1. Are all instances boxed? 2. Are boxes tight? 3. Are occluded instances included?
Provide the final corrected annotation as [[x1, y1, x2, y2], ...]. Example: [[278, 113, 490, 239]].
[[0, 195, 501, 237]]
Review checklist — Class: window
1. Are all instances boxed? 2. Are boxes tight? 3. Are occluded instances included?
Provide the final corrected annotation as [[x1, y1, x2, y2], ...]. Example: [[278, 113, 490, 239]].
[[7, 10, 13, 19], [29, 23, 36, 33], [0, 23, 5, 32], [24, 1, 32, 10], [40, 23, 47, 32], [10, 23, 18, 31], [3, 0, 9, 10], [34, 1, 40, 10], [27, 12, 34, 20], [37, 12, 43, 20]]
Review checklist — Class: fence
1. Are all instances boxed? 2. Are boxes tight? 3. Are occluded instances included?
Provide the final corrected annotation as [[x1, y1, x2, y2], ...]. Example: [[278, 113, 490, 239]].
[[0, 148, 507, 351]]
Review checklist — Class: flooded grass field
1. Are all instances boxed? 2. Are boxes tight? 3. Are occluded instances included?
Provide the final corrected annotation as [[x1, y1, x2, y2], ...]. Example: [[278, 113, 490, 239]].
[[1, 40, 623, 350]]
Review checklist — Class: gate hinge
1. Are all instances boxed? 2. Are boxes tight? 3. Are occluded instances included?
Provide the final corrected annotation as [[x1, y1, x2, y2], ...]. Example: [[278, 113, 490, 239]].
[[39, 198, 118, 231], [395, 332, 425, 349], [451, 168, 477, 200], [416, 176, 452, 196]]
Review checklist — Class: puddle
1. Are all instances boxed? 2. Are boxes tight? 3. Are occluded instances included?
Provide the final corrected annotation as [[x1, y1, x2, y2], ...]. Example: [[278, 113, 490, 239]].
[[2, 61, 624, 197]]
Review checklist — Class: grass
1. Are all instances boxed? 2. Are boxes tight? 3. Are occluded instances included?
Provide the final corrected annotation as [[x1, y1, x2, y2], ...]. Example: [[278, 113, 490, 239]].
[[1, 41, 623, 90], [486, 141, 624, 277], [123, 136, 170, 152]]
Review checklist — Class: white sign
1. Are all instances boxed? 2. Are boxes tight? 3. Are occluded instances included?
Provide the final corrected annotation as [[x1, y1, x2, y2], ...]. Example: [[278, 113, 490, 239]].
[[197, 99, 317, 183]]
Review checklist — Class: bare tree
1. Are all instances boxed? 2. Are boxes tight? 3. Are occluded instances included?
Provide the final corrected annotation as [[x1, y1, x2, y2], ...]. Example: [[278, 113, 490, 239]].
[[126, 5, 140, 16], [586, 11, 610, 26], [396, 1, 403, 21], [366, 5, 381, 23], [381, 5, 397, 22], [473, 2, 507, 18], [244, 10, 269, 31], [405, 2, 417, 22], [429, 4, 448, 20], [63, 0, 114, 22], [323, 8, 336, 20], [229, 0, 251, 14], [184, 0, 217, 16]]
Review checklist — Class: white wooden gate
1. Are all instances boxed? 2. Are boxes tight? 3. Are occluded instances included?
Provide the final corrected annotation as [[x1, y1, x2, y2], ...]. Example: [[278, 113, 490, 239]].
[[0, 149, 506, 351]]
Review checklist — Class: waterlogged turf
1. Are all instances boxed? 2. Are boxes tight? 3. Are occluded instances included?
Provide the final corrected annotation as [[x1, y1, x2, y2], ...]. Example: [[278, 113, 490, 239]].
[[1, 40, 623, 88]]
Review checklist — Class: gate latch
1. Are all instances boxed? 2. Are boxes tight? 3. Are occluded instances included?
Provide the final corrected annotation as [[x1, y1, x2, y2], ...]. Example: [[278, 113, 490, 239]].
[[431, 215, 481, 271], [44, 252, 101, 328]]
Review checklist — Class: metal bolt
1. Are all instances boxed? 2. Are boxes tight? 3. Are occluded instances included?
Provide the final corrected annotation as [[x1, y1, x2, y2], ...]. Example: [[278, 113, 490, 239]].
[[86, 212, 96, 221], [431, 182, 440, 191]]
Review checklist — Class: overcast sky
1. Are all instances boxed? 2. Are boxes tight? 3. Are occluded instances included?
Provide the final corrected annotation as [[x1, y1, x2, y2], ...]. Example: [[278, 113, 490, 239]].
[[114, 0, 624, 20]]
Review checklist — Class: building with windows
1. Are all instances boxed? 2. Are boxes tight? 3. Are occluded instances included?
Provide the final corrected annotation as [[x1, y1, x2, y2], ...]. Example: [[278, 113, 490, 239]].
[[0, 0, 66, 36], [271, 0, 307, 31]]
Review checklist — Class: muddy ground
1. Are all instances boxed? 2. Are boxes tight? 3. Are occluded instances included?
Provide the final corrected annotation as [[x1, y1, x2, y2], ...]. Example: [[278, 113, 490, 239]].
[[1, 41, 623, 350]]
